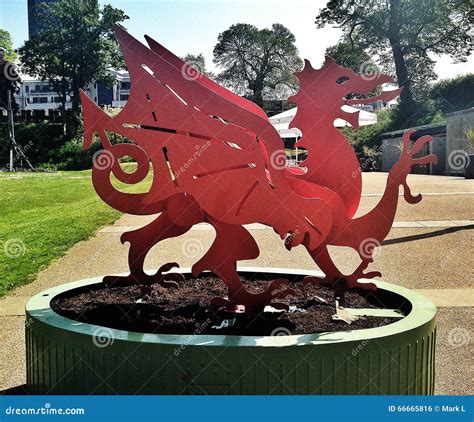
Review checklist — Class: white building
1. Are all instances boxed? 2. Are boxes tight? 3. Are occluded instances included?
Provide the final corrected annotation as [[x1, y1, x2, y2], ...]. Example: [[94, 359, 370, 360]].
[[13, 67, 130, 116]]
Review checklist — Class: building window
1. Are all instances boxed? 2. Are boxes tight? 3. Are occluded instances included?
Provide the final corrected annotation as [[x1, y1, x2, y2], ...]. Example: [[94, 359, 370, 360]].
[[121, 81, 130, 90], [32, 97, 48, 104], [120, 94, 129, 101], [26, 86, 29, 93]]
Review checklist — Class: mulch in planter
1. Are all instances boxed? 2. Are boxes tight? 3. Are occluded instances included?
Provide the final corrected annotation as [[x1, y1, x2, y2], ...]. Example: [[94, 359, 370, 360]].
[[51, 276, 401, 336]]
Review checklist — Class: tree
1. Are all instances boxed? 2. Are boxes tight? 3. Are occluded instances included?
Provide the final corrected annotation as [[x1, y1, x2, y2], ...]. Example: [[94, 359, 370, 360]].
[[0, 29, 17, 62], [315, 0, 472, 127], [183, 53, 215, 79], [0, 30, 20, 112], [19, 0, 128, 135], [213, 23, 302, 107], [430, 73, 474, 114], [326, 39, 375, 73]]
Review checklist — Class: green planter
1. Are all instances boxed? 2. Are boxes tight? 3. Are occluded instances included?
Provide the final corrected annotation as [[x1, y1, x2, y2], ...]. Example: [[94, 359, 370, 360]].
[[26, 268, 436, 395]]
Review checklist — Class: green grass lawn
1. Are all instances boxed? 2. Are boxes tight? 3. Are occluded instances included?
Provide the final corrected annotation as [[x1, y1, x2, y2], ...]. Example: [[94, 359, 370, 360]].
[[0, 166, 150, 296]]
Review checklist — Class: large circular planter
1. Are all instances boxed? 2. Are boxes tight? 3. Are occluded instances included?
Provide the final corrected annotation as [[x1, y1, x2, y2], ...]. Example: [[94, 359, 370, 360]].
[[26, 268, 436, 395]]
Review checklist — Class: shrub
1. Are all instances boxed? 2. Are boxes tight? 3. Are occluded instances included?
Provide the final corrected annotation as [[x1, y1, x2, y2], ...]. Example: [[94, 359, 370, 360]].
[[430, 73, 474, 114]]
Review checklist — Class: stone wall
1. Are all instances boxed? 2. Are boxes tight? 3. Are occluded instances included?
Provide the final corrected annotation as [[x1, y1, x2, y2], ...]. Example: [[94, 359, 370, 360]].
[[381, 124, 447, 175], [381, 108, 474, 176], [445, 108, 474, 175]]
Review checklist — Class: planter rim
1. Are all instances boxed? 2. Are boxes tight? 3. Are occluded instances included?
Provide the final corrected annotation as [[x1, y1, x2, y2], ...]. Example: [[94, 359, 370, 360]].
[[26, 267, 436, 348]]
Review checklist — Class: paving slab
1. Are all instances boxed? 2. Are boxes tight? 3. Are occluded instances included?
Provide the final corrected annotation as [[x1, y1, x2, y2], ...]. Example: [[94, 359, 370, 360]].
[[434, 307, 473, 395], [414, 289, 474, 307], [0, 297, 27, 316]]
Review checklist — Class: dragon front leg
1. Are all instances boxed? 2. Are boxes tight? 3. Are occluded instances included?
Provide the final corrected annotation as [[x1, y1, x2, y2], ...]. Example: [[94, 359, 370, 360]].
[[390, 130, 438, 203], [304, 245, 378, 305]]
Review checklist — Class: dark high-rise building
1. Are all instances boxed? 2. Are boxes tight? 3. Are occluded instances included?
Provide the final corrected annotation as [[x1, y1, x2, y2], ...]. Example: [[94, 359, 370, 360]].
[[27, 0, 60, 39]]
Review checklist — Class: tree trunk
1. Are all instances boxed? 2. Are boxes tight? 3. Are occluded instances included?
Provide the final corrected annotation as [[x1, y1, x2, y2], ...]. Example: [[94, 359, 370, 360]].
[[60, 78, 68, 137], [66, 83, 81, 137], [252, 77, 265, 108], [388, 0, 418, 127]]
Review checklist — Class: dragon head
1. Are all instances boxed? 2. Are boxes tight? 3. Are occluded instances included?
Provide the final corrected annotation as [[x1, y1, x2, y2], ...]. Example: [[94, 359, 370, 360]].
[[289, 57, 401, 129]]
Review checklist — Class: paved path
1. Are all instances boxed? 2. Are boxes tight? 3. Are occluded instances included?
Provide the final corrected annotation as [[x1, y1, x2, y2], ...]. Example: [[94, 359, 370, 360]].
[[1, 174, 472, 394], [100, 220, 474, 233]]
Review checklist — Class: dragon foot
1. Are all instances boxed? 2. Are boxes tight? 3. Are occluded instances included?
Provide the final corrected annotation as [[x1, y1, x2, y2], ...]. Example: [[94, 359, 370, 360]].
[[211, 278, 295, 314], [303, 260, 379, 305], [103, 262, 185, 289]]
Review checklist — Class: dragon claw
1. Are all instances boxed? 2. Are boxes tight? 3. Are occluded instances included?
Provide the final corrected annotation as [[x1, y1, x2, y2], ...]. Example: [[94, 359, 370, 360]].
[[102, 262, 184, 289], [391, 131, 436, 202], [211, 278, 295, 314]]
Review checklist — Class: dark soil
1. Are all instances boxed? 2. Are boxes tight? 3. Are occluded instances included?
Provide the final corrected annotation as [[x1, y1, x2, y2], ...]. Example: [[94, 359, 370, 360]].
[[51, 276, 401, 336]]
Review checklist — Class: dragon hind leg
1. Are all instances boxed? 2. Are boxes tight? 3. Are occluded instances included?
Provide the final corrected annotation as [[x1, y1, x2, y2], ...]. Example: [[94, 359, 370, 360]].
[[103, 211, 195, 288], [193, 219, 295, 313]]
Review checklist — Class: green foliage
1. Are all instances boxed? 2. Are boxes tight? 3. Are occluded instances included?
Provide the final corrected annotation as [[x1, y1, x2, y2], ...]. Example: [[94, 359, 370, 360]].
[[326, 40, 374, 73], [0, 122, 64, 165], [19, 0, 128, 134], [0, 118, 138, 170], [213, 23, 302, 106], [56, 138, 102, 170], [430, 73, 474, 114], [0, 29, 17, 61], [464, 128, 474, 152], [341, 108, 394, 152]]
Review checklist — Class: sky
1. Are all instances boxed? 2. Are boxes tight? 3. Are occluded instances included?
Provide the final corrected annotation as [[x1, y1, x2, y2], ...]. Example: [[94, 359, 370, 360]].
[[1, 0, 472, 80]]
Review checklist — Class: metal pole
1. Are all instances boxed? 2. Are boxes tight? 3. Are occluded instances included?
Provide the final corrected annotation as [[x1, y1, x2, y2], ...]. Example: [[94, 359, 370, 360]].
[[7, 89, 15, 171], [6, 89, 35, 171]]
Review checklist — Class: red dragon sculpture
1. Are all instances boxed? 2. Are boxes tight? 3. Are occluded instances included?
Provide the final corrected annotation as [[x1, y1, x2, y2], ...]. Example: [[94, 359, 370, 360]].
[[81, 26, 437, 313]]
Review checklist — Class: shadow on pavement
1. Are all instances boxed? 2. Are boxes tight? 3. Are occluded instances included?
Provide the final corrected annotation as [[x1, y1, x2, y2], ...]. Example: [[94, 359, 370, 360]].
[[0, 384, 29, 395], [383, 224, 474, 246]]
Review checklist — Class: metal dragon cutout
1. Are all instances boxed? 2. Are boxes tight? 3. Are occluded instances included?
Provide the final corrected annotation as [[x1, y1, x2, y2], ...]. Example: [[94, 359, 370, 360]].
[[81, 26, 437, 313]]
